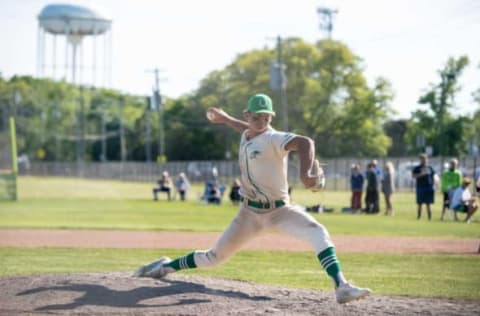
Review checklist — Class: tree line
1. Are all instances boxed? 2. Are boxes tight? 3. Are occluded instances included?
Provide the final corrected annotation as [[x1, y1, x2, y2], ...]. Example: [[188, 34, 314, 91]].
[[0, 38, 479, 162]]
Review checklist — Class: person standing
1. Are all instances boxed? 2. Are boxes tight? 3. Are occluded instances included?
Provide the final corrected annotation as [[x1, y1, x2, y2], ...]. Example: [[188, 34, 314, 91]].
[[412, 154, 436, 220], [440, 158, 462, 221], [350, 164, 364, 213], [364, 163, 379, 214], [381, 161, 395, 216], [134, 93, 371, 304]]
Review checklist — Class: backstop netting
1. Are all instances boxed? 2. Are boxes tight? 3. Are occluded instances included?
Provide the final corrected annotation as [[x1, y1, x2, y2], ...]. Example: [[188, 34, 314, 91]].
[[0, 117, 18, 200]]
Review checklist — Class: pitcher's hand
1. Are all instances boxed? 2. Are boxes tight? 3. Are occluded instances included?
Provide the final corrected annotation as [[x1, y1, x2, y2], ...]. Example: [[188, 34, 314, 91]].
[[206, 107, 229, 124], [302, 159, 326, 192]]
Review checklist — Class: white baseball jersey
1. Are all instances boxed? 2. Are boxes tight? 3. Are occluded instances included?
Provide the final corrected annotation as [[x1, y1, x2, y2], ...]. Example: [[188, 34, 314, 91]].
[[238, 128, 296, 205], [180, 127, 334, 270]]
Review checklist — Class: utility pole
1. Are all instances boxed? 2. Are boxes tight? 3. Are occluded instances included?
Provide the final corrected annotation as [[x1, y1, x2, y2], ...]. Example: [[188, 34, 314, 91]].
[[119, 97, 126, 162], [101, 111, 107, 162], [147, 68, 166, 161], [269, 36, 288, 131], [76, 86, 85, 164], [145, 96, 152, 162], [54, 99, 61, 160], [277, 36, 288, 132], [317, 7, 338, 39]]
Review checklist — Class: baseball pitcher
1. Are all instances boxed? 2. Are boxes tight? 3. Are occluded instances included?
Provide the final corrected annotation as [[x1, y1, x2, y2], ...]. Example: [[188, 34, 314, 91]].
[[134, 93, 371, 304]]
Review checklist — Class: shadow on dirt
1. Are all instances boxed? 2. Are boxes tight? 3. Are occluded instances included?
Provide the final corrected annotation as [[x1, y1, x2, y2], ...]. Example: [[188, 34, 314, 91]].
[[17, 278, 272, 311]]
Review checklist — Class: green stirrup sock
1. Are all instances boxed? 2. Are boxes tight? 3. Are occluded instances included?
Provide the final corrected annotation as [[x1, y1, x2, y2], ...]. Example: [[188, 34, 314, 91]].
[[164, 252, 197, 271], [318, 247, 342, 287]]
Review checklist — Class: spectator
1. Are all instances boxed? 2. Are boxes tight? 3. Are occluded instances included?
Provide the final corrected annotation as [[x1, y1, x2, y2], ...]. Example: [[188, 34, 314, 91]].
[[174, 172, 190, 201], [229, 178, 241, 204], [475, 166, 480, 194], [440, 158, 462, 221], [364, 163, 379, 214], [350, 164, 364, 213], [153, 171, 173, 201], [450, 178, 478, 223], [412, 154, 436, 220], [381, 161, 395, 216], [372, 159, 383, 182], [203, 179, 225, 204]]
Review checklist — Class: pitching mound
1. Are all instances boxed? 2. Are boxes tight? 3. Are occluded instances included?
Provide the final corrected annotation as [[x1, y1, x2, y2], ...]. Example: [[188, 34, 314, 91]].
[[0, 273, 478, 315]]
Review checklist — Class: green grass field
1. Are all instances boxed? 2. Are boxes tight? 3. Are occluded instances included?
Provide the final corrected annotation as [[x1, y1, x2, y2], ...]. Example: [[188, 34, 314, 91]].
[[0, 176, 478, 237], [1, 176, 479, 299]]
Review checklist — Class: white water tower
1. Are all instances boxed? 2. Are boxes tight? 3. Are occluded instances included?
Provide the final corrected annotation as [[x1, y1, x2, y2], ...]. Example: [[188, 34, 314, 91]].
[[37, 3, 112, 87]]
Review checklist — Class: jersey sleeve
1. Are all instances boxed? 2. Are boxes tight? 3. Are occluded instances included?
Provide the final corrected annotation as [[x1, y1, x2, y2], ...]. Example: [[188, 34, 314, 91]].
[[270, 130, 297, 154]]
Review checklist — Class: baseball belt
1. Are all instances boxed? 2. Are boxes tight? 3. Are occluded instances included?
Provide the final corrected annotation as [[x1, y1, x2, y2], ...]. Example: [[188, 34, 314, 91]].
[[240, 197, 285, 209]]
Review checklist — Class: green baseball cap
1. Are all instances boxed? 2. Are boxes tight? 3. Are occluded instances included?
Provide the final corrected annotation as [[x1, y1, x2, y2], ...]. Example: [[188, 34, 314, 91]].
[[247, 93, 275, 116]]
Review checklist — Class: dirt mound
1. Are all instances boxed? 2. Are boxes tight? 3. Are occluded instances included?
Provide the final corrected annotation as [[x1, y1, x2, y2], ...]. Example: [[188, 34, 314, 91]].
[[1, 272, 478, 316]]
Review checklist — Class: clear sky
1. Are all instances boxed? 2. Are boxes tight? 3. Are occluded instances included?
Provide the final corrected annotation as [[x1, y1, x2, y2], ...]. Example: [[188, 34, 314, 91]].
[[0, 0, 479, 119]]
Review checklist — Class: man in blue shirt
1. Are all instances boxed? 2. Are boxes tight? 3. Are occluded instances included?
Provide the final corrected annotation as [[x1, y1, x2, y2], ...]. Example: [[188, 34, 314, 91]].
[[412, 154, 436, 220]]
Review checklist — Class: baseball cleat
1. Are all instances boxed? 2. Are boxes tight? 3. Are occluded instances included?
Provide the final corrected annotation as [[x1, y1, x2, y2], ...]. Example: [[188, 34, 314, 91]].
[[335, 282, 371, 304], [133, 256, 171, 278]]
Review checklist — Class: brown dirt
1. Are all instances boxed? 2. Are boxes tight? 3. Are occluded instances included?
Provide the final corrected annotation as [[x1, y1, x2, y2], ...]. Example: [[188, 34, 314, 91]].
[[1, 273, 479, 316], [0, 229, 479, 254], [1, 229, 479, 315]]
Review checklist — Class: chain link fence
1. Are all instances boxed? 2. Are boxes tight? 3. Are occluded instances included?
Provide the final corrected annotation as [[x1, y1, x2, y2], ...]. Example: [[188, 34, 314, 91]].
[[20, 156, 479, 192]]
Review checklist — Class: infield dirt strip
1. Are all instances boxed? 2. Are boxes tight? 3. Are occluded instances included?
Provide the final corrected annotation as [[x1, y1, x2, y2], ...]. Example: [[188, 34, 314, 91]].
[[1, 229, 479, 316], [0, 229, 479, 254]]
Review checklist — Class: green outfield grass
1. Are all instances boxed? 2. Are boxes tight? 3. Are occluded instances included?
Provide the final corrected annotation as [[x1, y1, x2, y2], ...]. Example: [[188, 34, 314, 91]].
[[1, 247, 479, 300], [1, 176, 479, 300], [0, 176, 478, 237]]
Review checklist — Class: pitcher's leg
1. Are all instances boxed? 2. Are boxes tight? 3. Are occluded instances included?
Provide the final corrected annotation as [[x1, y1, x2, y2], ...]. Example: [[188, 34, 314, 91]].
[[135, 206, 262, 278], [193, 206, 262, 268], [271, 205, 334, 252], [270, 205, 371, 303], [271, 206, 346, 286]]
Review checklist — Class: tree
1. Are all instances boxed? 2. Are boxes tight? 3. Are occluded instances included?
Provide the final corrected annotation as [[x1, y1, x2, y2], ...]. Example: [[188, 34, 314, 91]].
[[407, 56, 470, 156], [189, 38, 394, 158], [1, 37, 402, 161], [0, 76, 147, 162]]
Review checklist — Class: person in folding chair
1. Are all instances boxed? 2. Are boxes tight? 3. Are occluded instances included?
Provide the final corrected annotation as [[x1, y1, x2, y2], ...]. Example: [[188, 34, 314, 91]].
[[450, 177, 478, 224]]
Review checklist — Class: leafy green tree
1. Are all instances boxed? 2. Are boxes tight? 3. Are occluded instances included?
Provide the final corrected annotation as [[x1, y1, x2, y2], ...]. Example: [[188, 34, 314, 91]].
[[406, 56, 470, 156], [188, 38, 394, 158], [0, 76, 147, 162]]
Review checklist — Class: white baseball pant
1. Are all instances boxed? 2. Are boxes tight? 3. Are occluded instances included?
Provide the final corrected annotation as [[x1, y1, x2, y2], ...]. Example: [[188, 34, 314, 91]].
[[193, 202, 334, 267]]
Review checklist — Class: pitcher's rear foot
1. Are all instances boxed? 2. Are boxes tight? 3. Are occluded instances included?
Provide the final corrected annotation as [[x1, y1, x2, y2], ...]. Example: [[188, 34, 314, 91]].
[[133, 256, 171, 278]]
